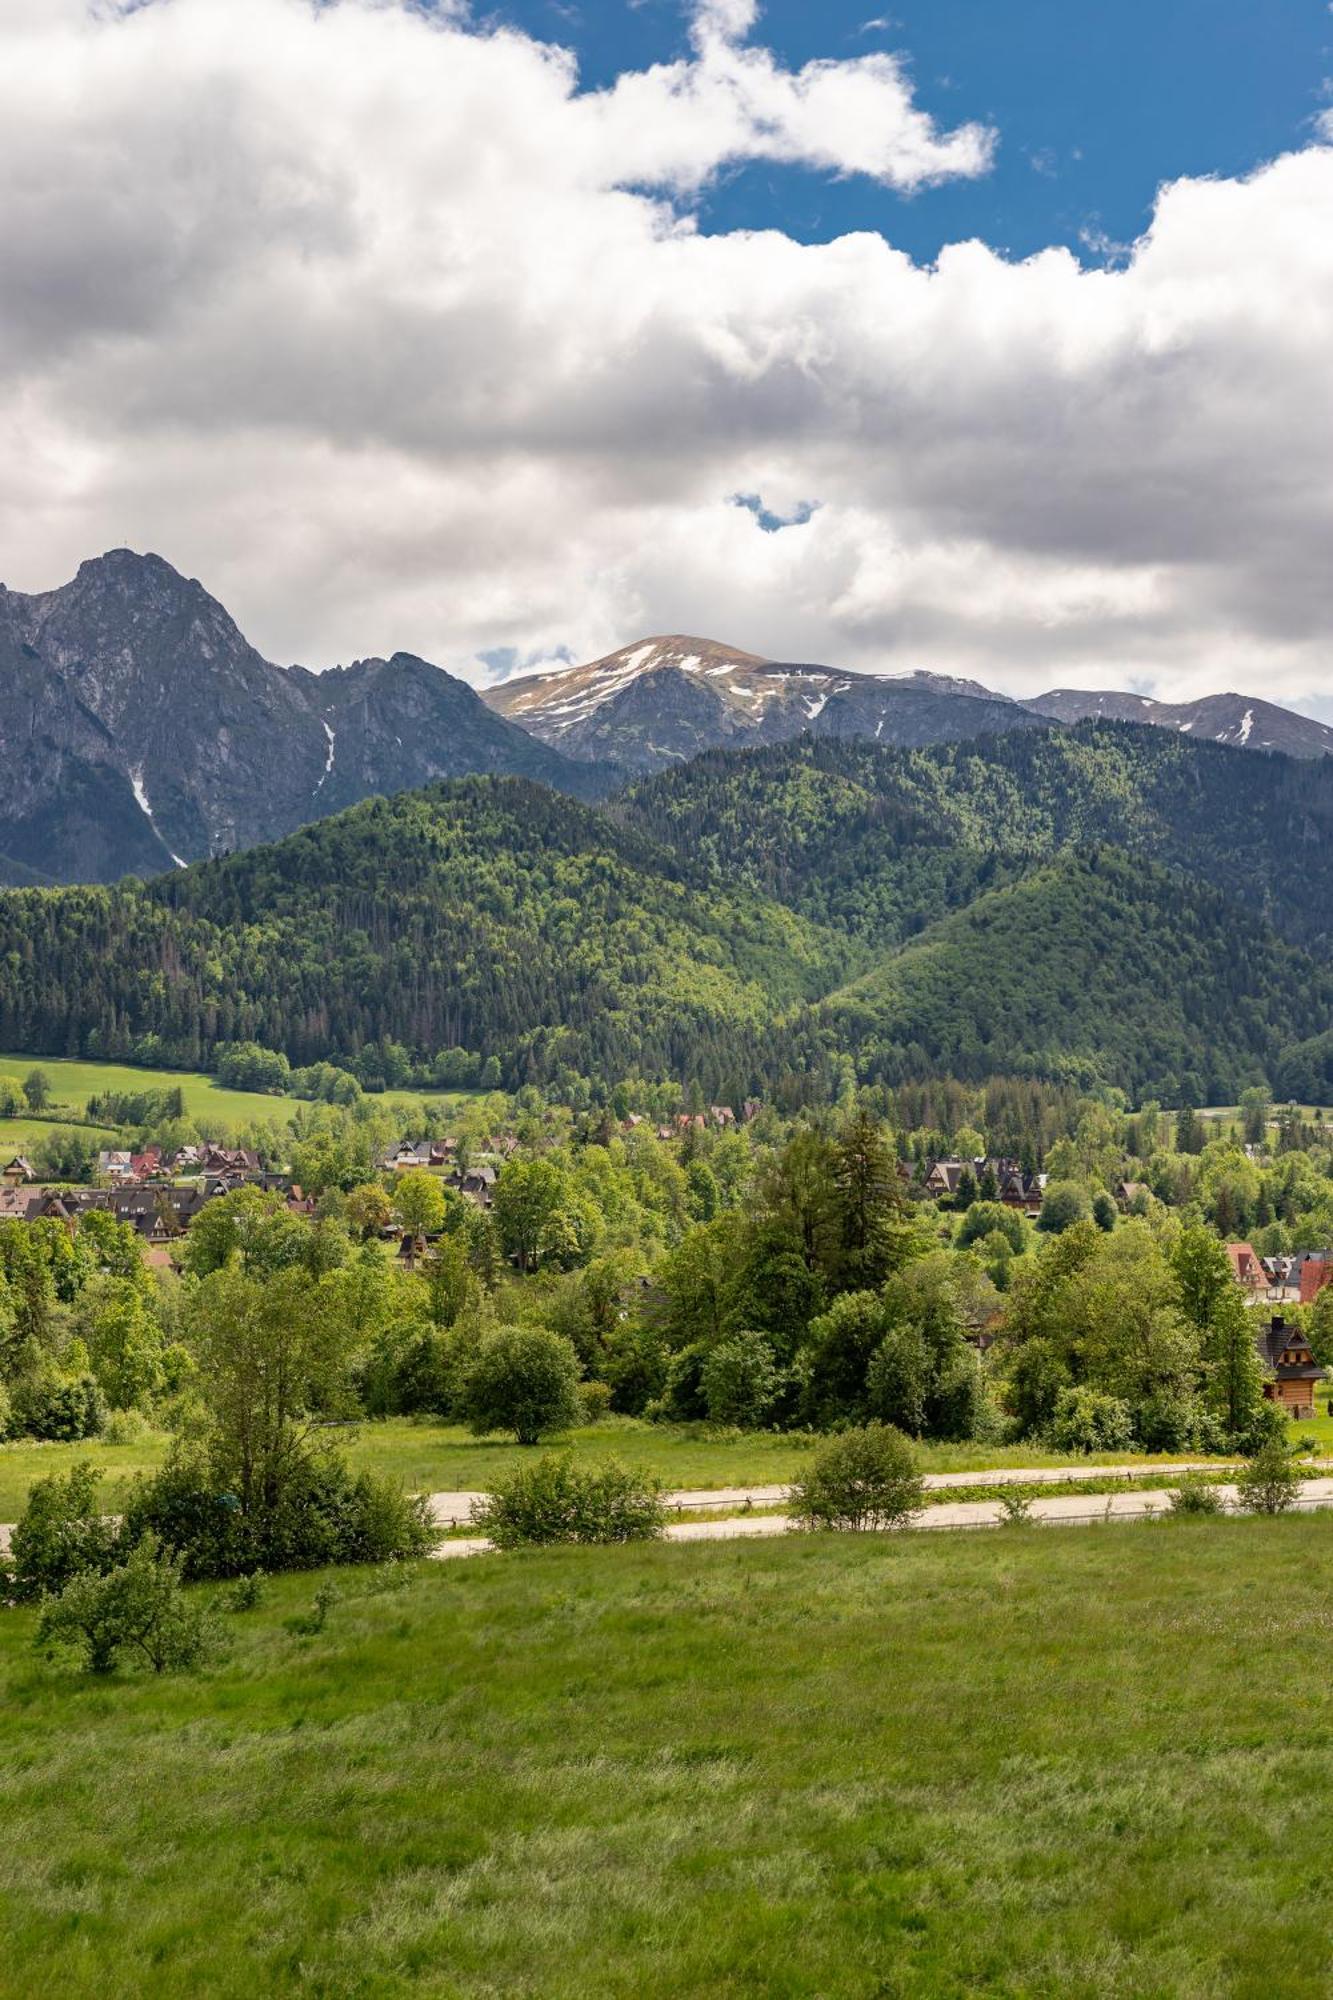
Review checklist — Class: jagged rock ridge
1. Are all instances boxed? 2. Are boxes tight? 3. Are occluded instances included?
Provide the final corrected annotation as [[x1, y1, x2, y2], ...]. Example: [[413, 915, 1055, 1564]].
[[0, 551, 597, 883]]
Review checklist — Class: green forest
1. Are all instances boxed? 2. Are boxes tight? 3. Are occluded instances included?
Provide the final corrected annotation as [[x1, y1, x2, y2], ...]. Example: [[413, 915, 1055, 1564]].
[[0, 722, 1329, 1103]]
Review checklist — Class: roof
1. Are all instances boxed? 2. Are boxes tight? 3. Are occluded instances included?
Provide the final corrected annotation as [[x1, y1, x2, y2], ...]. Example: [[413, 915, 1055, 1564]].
[[1255, 1317, 1325, 1378]]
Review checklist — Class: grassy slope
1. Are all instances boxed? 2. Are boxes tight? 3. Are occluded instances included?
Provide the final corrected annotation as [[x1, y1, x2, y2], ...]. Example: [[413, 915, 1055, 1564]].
[[0, 1052, 478, 1135], [4, 1520, 1333, 1996], [2, 1418, 1315, 1523]]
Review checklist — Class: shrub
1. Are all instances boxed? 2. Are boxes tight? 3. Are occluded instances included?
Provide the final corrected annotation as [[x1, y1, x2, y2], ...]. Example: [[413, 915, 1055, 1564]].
[[700, 1331, 783, 1429], [225, 1570, 267, 1612], [125, 1445, 439, 1580], [4, 1463, 125, 1603], [996, 1487, 1034, 1525], [647, 1342, 710, 1424], [100, 1408, 154, 1446], [462, 1325, 583, 1445], [287, 1581, 340, 1636], [955, 1202, 1025, 1256], [1133, 1387, 1200, 1454], [473, 1454, 667, 1549], [1234, 1399, 1289, 1456], [1037, 1182, 1092, 1235], [1047, 1387, 1134, 1456], [1234, 1440, 1302, 1516], [9, 1373, 107, 1443], [1168, 1473, 1226, 1516], [35, 1533, 217, 1676], [576, 1378, 613, 1424], [788, 1424, 924, 1533]]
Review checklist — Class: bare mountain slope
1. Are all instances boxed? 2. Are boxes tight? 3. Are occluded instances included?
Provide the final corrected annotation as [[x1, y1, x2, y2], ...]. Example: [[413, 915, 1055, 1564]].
[[0, 551, 598, 883], [486, 636, 1038, 772], [1029, 688, 1333, 758]]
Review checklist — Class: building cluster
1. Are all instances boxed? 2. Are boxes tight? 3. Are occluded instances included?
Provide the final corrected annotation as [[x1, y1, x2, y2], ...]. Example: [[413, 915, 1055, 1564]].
[[94, 1142, 263, 1186], [1225, 1242, 1333, 1305], [922, 1157, 1047, 1216]]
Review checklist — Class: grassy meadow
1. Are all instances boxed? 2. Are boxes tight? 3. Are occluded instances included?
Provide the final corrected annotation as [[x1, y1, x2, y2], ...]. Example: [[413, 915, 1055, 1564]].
[[3, 1517, 1333, 1996], [0, 1051, 478, 1136]]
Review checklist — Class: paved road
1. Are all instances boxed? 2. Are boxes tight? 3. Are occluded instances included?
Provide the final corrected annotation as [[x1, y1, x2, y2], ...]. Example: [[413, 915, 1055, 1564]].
[[425, 1460, 1286, 1527], [429, 1477, 1333, 1559], [7, 1464, 1332, 1559]]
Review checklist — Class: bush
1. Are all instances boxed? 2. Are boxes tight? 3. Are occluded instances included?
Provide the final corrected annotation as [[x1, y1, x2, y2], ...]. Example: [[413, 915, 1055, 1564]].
[[996, 1487, 1034, 1525], [1132, 1387, 1200, 1454], [1234, 1399, 1289, 1456], [462, 1325, 583, 1445], [287, 1580, 340, 1636], [35, 1532, 217, 1676], [788, 1424, 924, 1533], [1168, 1473, 1226, 1517], [225, 1570, 266, 1612], [955, 1203, 1026, 1256], [100, 1408, 154, 1446], [647, 1342, 709, 1425], [1047, 1387, 1134, 1456], [1037, 1182, 1092, 1235], [473, 1454, 667, 1549], [9, 1373, 107, 1443], [1234, 1439, 1302, 1516], [576, 1378, 613, 1424], [4, 1463, 125, 1603], [700, 1331, 783, 1429], [125, 1445, 439, 1580]]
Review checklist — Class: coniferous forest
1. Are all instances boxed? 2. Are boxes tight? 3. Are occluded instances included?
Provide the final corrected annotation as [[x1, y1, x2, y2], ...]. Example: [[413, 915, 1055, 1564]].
[[0, 720, 1330, 1105]]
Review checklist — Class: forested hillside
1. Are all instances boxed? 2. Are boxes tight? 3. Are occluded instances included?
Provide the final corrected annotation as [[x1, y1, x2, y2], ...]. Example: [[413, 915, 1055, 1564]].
[[0, 781, 845, 1098], [623, 723, 1333, 953], [821, 848, 1333, 1099], [0, 722, 1330, 1101]]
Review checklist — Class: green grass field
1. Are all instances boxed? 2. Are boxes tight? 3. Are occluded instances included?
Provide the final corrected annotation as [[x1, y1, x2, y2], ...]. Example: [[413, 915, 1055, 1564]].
[[0, 1417, 1285, 1523], [0, 1051, 478, 1137], [3, 1517, 1332, 1996], [0, 1117, 124, 1154]]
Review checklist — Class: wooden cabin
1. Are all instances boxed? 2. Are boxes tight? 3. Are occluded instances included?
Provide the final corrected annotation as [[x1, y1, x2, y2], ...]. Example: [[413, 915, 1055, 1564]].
[[1256, 1315, 1324, 1420]]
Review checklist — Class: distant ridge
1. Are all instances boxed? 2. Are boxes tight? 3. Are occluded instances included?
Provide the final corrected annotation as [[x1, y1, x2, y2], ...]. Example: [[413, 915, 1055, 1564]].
[[488, 634, 1333, 774], [485, 635, 1037, 772], [1027, 688, 1333, 760]]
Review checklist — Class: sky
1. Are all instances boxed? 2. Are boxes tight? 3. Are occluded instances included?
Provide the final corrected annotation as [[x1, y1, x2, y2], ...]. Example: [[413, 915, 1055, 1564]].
[[1, 0, 1331, 711]]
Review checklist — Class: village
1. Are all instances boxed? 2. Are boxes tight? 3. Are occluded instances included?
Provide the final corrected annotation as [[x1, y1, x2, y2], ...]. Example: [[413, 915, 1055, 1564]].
[[0, 1114, 1327, 1423]]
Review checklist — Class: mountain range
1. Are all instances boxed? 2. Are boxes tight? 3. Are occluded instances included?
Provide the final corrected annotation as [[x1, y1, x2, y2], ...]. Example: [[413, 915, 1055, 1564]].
[[1, 547, 1331, 886], [484, 635, 1039, 773], [486, 634, 1333, 773]]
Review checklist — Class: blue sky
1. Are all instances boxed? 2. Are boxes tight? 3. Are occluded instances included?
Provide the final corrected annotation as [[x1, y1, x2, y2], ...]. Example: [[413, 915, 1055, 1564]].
[[496, 0, 1333, 264], [4, 0, 1332, 707]]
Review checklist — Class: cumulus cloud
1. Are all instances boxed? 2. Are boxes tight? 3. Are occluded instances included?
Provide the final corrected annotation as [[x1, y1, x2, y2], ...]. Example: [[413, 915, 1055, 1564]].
[[0, 0, 1329, 712]]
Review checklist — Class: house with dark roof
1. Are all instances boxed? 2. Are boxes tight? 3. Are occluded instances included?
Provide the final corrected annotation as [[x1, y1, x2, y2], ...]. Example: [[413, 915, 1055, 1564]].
[[924, 1157, 1045, 1215], [1255, 1315, 1324, 1420]]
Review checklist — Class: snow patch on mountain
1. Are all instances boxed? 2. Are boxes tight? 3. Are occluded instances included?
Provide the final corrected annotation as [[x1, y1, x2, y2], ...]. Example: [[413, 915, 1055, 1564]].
[[129, 765, 186, 867]]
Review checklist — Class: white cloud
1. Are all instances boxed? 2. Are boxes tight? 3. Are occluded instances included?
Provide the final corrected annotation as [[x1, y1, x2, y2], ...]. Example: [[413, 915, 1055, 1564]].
[[0, 0, 1329, 715]]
